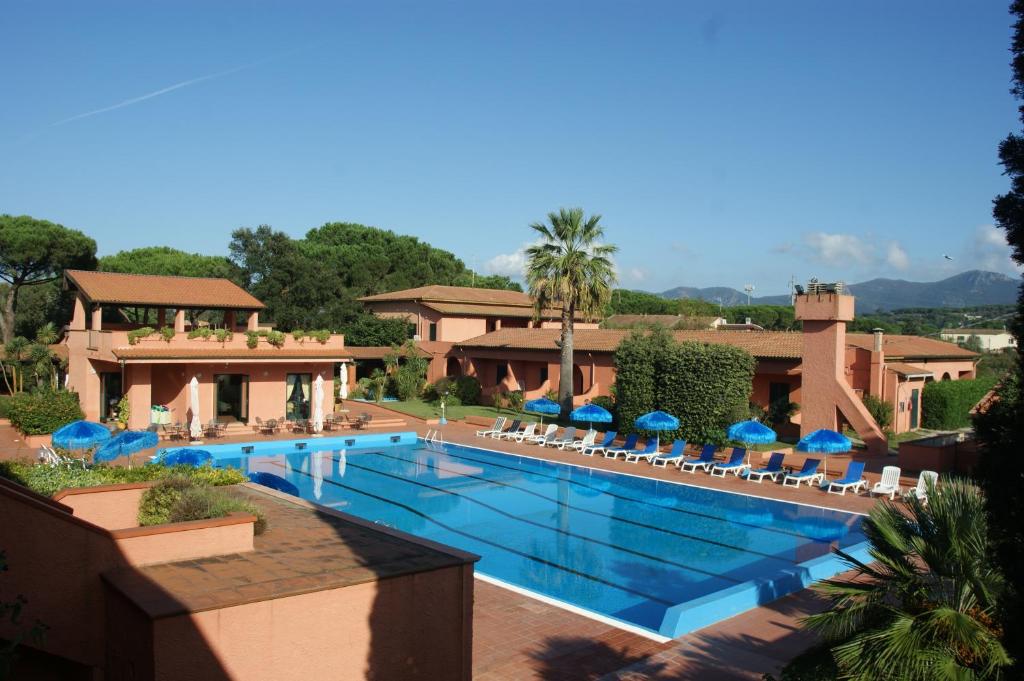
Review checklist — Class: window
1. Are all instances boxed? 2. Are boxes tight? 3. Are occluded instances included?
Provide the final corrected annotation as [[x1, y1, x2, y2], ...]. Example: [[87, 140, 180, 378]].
[[495, 363, 509, 385], [769, 382, 790, 406], [428, 322, 437, 341], [539, 366, 548, 384], [285, 373, 312, 420]]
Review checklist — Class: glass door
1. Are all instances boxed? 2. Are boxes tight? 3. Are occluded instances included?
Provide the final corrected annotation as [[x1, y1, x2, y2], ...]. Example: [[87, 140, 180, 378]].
[[100, 372, 123, 422], [215, 374, 249, 424], [285, 373, 312, 420]]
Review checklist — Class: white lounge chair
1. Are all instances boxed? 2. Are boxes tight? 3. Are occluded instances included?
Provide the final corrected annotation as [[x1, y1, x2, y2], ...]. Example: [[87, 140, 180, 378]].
[[530, 424, 559, 445], [782, 459, 824, 488], [651, 440, 687, 468], [870, 465, 902, 500], [492, 419, 522, 439], [623, 439, 660, 463], [508, 422, 538, 443], [568, 430, 597, 451], [710, 448, 750, 477], [476, 417, 506, 437], [826, 461, 868, 496], [906, 470, 938, 503], [581, 431, 617, 456], [546, 426, 576, 448]]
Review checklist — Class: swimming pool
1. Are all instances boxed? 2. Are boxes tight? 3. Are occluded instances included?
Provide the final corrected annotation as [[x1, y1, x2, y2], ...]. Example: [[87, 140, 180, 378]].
[[164, 432, 870, 639]]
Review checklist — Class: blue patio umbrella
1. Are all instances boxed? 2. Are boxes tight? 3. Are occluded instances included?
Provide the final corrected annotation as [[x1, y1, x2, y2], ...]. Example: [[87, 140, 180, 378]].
[[796, 428, 852, 483], [634, 410, 680, 450], [249, 471, 300, 497], [727, 419, 777, 468], [525, 397, 560, 424], [156, 448, 212, 467], [51, 420, 111, 450], [94, 430, 159, 463], [569, 403, 612, 432]]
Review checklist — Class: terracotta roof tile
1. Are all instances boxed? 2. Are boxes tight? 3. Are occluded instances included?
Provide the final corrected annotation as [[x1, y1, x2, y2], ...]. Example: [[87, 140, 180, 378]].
[[344, 345, 432, 360], [359, 285, 532, 306], [886, 362, 934, 378], [940, 328, 1009, 336], [112, 347, 350, 361], [603, 314, 720, 329], [65, 270, 264, 310], [423, 302, 581, 320], [455, 328, 804, 359], [846, 333, 978, 359]]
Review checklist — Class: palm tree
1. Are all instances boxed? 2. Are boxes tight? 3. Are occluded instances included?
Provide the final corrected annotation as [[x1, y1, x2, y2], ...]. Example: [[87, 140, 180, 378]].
[[525, 208, 617, 416], [804, 478, 1011, 680]]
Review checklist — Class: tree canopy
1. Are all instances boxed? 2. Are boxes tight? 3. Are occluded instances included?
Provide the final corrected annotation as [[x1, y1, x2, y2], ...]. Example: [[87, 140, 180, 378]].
[[605, 289, 718, 317], [99, 246, 244, 283], [0, 214, 97, 343]]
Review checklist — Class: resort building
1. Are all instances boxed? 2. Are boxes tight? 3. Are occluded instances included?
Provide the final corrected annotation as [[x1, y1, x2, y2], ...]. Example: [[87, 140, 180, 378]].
[[358, 284, 600, 381], [61, 270, 348, 432], [939, 327, 1017, 352]]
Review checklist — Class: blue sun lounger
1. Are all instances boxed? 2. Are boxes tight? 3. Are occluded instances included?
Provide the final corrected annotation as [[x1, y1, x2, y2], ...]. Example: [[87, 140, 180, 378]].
[[603, 434, 639, 459], [679, 444, 717, 473], [581, 431, 617, 456], [711, 447, 749, 477], [826, 460, 868, 495], [623, 438, 660, 463], [782, 458, 824, 488], [746, 452, 786, 483], [651, 440, 687, 468]]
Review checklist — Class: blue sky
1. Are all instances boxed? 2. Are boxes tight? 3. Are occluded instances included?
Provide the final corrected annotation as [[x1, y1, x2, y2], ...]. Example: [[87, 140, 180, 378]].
[[1, 1, 1021, 294]]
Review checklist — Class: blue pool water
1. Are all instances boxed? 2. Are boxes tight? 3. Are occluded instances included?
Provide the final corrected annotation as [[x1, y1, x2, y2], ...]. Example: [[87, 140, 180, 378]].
[[169, 432, 869, 638]]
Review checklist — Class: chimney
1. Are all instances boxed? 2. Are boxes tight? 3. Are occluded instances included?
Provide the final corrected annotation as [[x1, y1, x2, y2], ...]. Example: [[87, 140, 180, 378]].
[[872, 327, 883, 352]]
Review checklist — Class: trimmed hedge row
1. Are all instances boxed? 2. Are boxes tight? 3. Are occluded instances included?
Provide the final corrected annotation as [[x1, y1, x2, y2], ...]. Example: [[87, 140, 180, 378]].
[[614, 328, 756, 446], [6, 389, 83, 435], [921, 377, 996, 430], [0, 460, 247, 498]]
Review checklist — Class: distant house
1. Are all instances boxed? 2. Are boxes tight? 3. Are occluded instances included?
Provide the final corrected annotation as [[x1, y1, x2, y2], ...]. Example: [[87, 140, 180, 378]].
[[62, 270, 349, 431], [939, 328, 1016, 352]]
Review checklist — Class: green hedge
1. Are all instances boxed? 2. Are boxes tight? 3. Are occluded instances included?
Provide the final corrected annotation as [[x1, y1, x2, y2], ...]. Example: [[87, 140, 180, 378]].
[[0, 461, 247, 498], [0, 395, 11, 419], [7, 389, 84, 435], [614, 328, 756, 445], [921, 377, 997, 430], [139, 476, 266, 534]]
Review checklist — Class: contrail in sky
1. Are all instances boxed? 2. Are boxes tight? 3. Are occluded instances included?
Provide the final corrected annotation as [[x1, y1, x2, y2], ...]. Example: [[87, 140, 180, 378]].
[[50, 60, 260, 127]]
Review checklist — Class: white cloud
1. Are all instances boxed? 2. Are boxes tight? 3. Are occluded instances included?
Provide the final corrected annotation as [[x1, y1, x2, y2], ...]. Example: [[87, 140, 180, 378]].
[[484, 248, 528, 278], [625, 267, 648, 283], [803, 232, 873, 264], [966, 224, 1023, 274], [886, 242, 909, 270]]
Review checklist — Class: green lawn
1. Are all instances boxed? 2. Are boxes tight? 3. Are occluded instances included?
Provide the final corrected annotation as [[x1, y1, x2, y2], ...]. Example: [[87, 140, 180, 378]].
[[376, 398, 577, 426]]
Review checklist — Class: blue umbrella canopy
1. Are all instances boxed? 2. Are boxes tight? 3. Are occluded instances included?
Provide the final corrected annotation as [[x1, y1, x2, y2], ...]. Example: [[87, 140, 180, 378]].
[[634, 410, 679, 431], [796, 429, 852, 454], [156, 448, 212, 467], [249, 472, 300, 497], [569, 403, 612, 424], [94, 430, 159, 462], [525, 398, 561, 415], [51, 421, 111, 450], [727, 420, 776, 445]]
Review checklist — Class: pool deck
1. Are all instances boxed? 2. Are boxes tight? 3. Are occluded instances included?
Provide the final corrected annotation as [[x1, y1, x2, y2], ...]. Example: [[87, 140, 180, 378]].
[[0, 406, 901, 679]]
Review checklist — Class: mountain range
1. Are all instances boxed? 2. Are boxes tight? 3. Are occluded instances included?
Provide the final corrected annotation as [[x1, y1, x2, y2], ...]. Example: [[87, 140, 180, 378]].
[[659, 270, 1020, 312]]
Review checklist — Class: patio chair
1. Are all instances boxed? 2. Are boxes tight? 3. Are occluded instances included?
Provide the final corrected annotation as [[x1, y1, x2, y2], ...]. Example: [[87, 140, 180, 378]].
[[782, 458, 824, 488], [906, 470, 939, 503], [602, 434, 639, 459], [556, 428, 592, 450], [711, 448, 749, 477], [651, 440, 687, 468], [546, 426, 576, 448], [623, 438, 661, 463], [253, 416, 264, 433], [259, 419, 278, 435], [870, 465, 902, 499], [581, 431, 617, 456], [827, 461, 868, 495], [568, 430, 597, 452], [509, 423, 538, 443], [679, 444, 717, 473], [205, 420, 223, 438], [492, 419, 522, 439], [291, 419, 308, 434], [531, 423, 559, 445], [476, 417, 506, 437], [746, 452, 786, 483]]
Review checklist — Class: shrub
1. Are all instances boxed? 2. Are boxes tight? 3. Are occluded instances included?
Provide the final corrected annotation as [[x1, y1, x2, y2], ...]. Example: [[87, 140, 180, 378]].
[[861, 393, 893, 430], [213, 328, 232, 343], [0, 461, 247, 498], [188, 327, 213, 339], [309, 329, 331, 344], [245, 331, 259, 348], [394, 363, 426, 401], [506, 390, 524, 413], [0, 395, 11, 419], [265, 330, 286, 348], [139, 476, 266, 534], [291, 329, 305, 342], [7, 389, 83, 435], [158, 326, 175, 342], [614, 328, 755, 445], [127, 327, 156, 345], [453, 376, 482, 405], [922, 377, 997, 429]]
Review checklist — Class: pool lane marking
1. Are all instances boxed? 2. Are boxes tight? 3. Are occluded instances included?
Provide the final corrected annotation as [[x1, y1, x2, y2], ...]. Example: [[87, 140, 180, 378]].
[[264, 459, 679, 607], [331, 456, 748, 585], [435, 438, 870, 518], [399, 445, 839, 543], [369, 449, 800, 566]]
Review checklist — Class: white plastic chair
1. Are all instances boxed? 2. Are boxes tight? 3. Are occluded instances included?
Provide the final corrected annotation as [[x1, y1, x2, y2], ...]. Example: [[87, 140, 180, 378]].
[[906, 470, 938, 503], [870, 465, 902, 500]]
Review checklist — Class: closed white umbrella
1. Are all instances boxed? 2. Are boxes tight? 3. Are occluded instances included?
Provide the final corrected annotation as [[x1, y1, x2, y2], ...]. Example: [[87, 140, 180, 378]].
[[339, 365, 349, 399], [188, 376, 202, 442], [312, 374, 325, 433]]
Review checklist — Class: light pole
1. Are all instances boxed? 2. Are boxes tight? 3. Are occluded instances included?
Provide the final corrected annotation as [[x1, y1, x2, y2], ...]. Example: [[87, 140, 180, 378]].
[[743, 284, 755, 306], [439, 391, 449, 425]]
